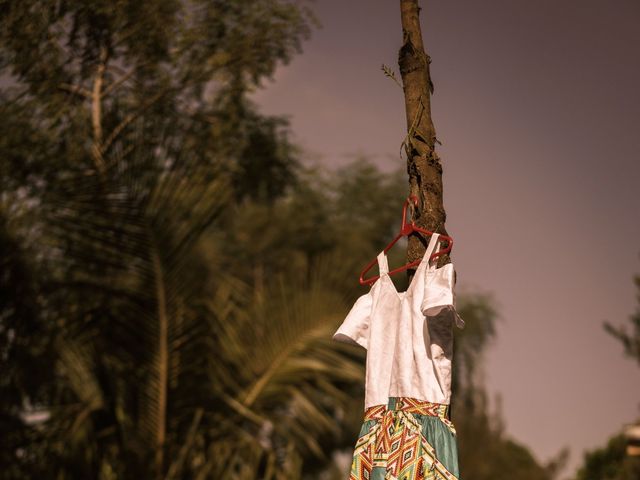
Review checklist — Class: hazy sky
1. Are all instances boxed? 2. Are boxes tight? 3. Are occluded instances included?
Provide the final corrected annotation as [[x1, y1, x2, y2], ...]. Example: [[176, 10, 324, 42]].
[[253, 0, 640, 474]]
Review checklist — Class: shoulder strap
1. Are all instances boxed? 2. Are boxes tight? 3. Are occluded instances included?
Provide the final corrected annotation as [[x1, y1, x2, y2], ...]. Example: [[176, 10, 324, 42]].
[[377, 251, 389, 275], [423, 233, 441, 269], [378, 233, 440, 276]]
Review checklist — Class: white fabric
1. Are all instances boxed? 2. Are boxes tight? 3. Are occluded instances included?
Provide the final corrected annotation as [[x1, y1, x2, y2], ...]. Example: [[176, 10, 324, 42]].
[[333, 234, 464, 409]]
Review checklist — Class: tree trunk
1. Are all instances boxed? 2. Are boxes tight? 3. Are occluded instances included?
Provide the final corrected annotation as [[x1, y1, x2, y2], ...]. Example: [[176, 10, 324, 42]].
[[398, 0, 449, 267]]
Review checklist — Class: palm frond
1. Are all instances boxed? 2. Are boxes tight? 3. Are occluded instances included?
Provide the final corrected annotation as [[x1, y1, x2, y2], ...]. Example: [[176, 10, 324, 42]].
[[42, 134, 233, 477], [205, 262, 366, 475]]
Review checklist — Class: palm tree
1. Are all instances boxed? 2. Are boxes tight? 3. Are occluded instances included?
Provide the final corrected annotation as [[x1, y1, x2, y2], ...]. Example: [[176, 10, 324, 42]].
[[23, 137, 365, 479]]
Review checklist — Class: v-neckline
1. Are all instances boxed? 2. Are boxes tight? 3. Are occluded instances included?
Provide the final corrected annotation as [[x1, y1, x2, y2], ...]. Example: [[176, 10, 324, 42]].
[[377, 249, 430, 300]]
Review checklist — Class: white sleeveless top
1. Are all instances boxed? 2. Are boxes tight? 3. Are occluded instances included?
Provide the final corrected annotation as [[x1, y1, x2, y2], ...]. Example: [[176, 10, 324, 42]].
[[333, 234, 465, 409]]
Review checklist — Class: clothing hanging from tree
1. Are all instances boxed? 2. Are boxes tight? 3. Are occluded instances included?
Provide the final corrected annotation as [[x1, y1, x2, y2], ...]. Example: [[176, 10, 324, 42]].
[[334, 233, 464, 480]]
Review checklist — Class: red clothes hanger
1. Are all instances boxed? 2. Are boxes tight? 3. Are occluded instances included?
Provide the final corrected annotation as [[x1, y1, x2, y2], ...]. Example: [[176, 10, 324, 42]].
[[359, 195, 453, 286]]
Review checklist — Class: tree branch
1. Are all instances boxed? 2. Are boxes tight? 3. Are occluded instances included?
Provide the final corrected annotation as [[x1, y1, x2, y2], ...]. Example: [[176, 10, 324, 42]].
[[100, 87, 171, 156], [398, 0, 449, 265], [58, 83, 92, 98], [91, 47, 108, 174], [102, 68, 137, 97]]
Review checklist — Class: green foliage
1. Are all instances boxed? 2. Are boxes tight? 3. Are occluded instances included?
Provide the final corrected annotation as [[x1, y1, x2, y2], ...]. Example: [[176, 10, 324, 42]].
[[0, 147, 561, 479], [0, 0, 313, 203], [572, 274, 640, 480], [451, 295, 564, 480], [0, 1, 335, 478], [0, 1, 560, 478], [574, 435, 640, 480], [1, 145, 394, 479], [452, 293, 498, 405], [0, 212, 54, 480], [604, 275, 640, 365]]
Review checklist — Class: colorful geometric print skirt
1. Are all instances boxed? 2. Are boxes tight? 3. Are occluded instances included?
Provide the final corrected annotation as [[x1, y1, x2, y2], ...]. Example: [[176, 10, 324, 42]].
[[349, 397, 460, 480]]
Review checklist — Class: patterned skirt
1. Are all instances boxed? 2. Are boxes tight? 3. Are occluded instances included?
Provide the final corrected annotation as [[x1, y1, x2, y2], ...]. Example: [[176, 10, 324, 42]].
[[348, 397, 460, 480]]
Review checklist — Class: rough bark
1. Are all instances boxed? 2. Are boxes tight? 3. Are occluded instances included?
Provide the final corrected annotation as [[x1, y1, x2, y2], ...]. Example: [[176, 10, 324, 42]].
[[398, 0, 450, 267]]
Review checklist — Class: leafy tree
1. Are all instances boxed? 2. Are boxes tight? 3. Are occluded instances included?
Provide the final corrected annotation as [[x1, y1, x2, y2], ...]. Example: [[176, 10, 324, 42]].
[[572, 274, 640, 480], [0, 211, 55, 479], [452, 295, 565, 480], [575, 434, 640, 480], [604, 275, 640, 365], [0, 0, 312, 200], [0, 1, 350, 479], [1, 145, 388, 480], [0, 2, 573, 479]]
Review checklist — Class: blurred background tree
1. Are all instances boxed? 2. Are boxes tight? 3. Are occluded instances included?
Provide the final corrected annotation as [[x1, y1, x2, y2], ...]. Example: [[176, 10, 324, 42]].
[[571, 275, 640, 480], [1, 1, 569, 479], [604, 275, 640, 366], [451, 295, 567, 480]]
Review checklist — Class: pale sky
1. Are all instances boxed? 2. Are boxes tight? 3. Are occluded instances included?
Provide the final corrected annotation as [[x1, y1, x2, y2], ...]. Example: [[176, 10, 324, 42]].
[[253, 0, 640, 474]]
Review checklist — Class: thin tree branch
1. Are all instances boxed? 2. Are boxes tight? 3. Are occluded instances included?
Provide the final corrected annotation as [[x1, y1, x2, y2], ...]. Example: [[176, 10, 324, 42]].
[[164, 408, 204, 480], [58, 83, 92, 98], [102, 68, 137, 97], [100, 87, 171, 156], [91, 46, 108, 174], [381, 63, 403, 89]]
